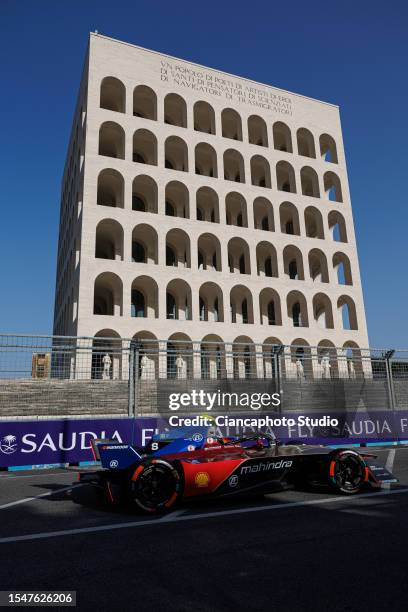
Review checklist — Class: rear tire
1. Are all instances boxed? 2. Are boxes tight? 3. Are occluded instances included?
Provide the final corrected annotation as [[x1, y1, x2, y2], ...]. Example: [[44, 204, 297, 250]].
[[129, 459, 181, 514], [328, 450, 366, 494]]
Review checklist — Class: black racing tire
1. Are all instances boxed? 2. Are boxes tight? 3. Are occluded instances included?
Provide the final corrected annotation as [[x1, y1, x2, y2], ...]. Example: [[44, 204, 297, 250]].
[[328, 450, 366, 494], [129, 459, 182, 514]]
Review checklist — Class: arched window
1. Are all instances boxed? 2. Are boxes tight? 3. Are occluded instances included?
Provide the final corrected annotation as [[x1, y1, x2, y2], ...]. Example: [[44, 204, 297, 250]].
[[100, 77, 126, 113], [164, 94, 187, 127], [99, 122, 125, 159], [248, 115, 268, 146], [297, 128, 316, 158], [273, 122, 293, 152], [194, 101, 215, 134], [221, 108, 242, 140], [324, 172, 343, 202], [133, 85, 157, 120], [131, 290, 145, 317], [320, 134, 338, 164]]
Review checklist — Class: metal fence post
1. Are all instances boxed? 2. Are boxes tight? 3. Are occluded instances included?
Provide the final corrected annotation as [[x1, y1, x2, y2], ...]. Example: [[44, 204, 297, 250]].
[[384, 350, 396, 412], [128, 341, 135, 417], [275, 345, 284, 415], [134, 341, 140, 418]]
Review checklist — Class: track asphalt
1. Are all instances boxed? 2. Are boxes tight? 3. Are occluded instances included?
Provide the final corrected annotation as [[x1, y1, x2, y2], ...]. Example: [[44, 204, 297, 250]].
[[0, 446, 407, 611]]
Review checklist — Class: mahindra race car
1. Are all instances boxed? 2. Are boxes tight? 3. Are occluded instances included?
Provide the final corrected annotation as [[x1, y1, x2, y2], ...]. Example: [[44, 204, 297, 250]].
[[78, 427, 398, 514]]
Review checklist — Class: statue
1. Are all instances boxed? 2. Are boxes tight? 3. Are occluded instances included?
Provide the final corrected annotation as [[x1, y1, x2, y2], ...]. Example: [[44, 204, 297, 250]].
[[176, 355, 184, 379], [295, 358, 304, 380], [102, 353, 111, 380], [322, 356, 331, 379], [348, 359, 356, 379], [140, 354, 149, 379]]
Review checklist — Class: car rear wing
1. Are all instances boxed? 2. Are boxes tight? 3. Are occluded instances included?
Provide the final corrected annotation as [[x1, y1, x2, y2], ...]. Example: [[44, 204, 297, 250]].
[[94, 440, 142, 470]]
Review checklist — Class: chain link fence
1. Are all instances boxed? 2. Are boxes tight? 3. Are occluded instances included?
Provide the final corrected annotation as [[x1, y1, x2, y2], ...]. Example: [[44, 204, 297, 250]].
[[1, 334, 408, 424]]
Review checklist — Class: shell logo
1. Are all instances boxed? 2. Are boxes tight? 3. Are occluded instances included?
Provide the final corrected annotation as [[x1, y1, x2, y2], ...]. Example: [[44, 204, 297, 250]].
[[195, 471, 210, 487]]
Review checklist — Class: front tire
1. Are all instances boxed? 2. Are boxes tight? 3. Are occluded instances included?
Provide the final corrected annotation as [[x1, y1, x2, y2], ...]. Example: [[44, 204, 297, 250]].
[[129, 459, 181, 514], [328, 450, 366, 494]]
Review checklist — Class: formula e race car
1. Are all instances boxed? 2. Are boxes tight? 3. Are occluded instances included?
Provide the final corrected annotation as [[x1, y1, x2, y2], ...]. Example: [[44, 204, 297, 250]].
[[78, 427, 398, 514]]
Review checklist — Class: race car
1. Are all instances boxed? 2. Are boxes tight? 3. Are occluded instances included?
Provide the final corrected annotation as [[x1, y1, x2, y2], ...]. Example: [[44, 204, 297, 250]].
[[78, 426, 398, 514]]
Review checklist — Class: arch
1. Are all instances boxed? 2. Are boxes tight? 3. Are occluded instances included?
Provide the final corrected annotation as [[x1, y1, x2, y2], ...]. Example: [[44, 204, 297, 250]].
[[201, 334, 226, 379], [97, 169, 124, 208], [328, 211, 348, 242], [290, 339, 312, 378], [313, 293, 334, 329], [300, 166, 320, 198], [199, 282, 224, 322], [320, 134, 338, 164], [166, 280, 192, 320], [131, 276, 158, 318], [133, 85, 157, 120], [256, 241, 278, 278], [230, 287, 254, 324], [333, 252, 353, 285], [165, 181, 190, 219], [317, 340, 339, 379], [100, 77, 125, 113], [283, 245, 304, 280], [164, 136, 188, 171], [95, 219, 123, 261], [225, 192, 248, 227], [195, 142, 218, 177], [280, 202, 300, 235], [287, 291, 309, 327], [248, 115, 268, 147], [253, 197, 274, 232], [133, 129, 157, 165], [273, 122, 293, 153], [166, 228, 191, 268], [99, 122, 125, 159], [297, 128, 316, 158], [343, 341, 363, 378], [228, 237, 251, 275], [196, 186, 219, 223], [167, 332, 193, 378], [304, 206, 324, 239], [164, 93, 187, 127], [223, 149, 245, 183], [198, 233, 222, 271], [259, 288, 282, 326], [92, 330, 122, 380], [338, 296, 358, 330], [232, 336, 256, 378], [132, 224, 158, 264], [221, 108, 242, 140], [276, 161, 296, 193], [324, 171, 343, 202], [308, 248, 329, 283], [132, 331, 158, 379], [132, 175, 158, 213], [251, 155, 271, 188], [194, 101, 215, 134], [93, 272, 123, 316], [263, 336, 283, 378]]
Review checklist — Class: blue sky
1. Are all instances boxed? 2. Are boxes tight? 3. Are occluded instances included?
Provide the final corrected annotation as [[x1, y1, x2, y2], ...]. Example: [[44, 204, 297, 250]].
[[0, 0, 407, 347]]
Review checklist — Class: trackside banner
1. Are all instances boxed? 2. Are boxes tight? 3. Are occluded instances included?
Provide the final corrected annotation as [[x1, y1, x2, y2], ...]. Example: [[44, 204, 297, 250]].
[[1, 412, 408, 468]]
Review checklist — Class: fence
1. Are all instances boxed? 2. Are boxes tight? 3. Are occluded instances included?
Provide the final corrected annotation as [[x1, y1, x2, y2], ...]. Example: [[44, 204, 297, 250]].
[[0, 334, 408, 423]]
